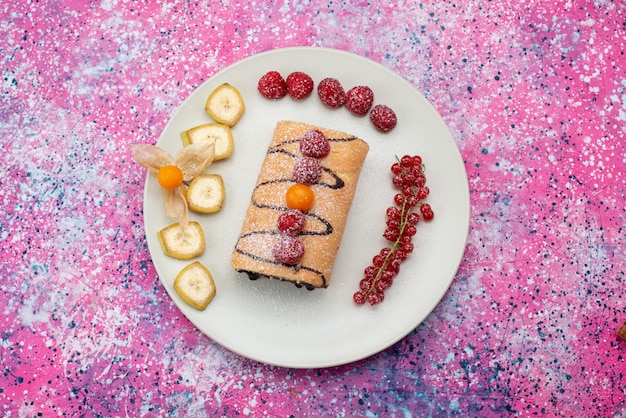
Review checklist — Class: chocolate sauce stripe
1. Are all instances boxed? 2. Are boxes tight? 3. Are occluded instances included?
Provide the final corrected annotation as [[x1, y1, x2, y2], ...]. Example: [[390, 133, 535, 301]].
[[233, 245, 328, 287]]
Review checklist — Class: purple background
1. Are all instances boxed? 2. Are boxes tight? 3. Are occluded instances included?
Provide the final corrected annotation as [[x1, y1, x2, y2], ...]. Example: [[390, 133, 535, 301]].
[[1, 1, 624, 416]]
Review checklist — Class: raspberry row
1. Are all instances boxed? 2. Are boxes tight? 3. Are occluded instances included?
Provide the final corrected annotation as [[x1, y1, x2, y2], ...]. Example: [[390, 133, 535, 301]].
[[258, 71, 397, 133], [353, 155, 434, 305]]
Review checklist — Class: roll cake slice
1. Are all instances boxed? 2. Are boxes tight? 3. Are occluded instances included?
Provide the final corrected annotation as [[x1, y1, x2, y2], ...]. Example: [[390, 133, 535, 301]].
[[231, 120, 369, 289]]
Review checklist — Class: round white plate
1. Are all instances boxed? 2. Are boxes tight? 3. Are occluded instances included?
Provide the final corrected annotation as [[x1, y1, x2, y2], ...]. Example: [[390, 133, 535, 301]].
[[143, 47, 470, 368]]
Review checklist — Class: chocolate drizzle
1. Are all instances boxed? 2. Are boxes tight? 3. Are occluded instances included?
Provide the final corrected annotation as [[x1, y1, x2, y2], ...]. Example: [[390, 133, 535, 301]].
[[233, 133, 362, 289]]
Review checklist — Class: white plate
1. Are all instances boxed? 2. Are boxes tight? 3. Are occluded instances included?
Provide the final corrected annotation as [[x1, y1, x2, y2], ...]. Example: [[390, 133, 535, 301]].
[[143, 47, 470, 368]]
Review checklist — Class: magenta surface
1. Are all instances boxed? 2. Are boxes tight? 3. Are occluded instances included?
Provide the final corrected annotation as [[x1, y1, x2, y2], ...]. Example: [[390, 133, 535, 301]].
[[1, 1, 624, 416]]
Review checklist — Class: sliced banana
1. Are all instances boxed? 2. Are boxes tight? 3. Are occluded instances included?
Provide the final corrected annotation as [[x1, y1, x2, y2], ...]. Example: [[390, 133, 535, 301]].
[[181, 123, 233, 161], [157, 221, 205, 260], [205, 83, 245, 127], [174, 261, 216, 311], [186, 174, 225, 214]]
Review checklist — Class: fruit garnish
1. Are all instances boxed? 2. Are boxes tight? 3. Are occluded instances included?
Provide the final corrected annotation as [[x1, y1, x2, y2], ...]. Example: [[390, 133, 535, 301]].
[[277, 209, 306, 236], [174, 261, 217, 311], [158, 221, 205, 260], [353, 155, 433, 305], [317, 77, 346, 108], [130, 141, 216, 227], [317, 77, 346, 109], [258, 71, 288, 99], [346, 85, 374, 115], [286, 71, 314, 100], [272, 234, 305, 265], [186, 174, 225, 214], [292, 157, 322, 184], [157, 165, 184, 190], [285, 183, 315, 211], [181, 123, 233, 161], [369, 104, 397, 133], [299, 129, 330, 158], [205, 83, 245, 127]]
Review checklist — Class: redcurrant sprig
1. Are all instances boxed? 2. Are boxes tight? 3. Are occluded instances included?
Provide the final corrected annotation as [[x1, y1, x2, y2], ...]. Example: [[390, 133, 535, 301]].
[[353, 155, 434, 305]]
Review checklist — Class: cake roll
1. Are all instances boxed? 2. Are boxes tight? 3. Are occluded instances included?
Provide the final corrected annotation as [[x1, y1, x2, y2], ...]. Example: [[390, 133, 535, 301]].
[[231, 120, 369, 289]]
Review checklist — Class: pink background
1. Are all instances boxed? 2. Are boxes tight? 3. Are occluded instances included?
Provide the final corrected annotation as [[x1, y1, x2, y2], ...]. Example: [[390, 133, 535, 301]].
[[1, 0, 624, 415]]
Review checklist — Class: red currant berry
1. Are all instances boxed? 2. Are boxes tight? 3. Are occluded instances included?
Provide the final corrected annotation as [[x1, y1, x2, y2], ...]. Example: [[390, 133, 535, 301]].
[[381, 270, 395, 282], [420, 203, 434, 220], [364, 265, 378, 279], [402, 225, 417, 237], [345, 85, 374, 115], [400, 155, 413, 167], [379, 247, 391, 258], [293, 157, 322, 184], [417, 186, 429, 200], [359, 278, 373, 292], [372, 254, 385, 267], [383, 228, 400, 242], [367, 291, 385, 305], [393, 175, 404, 188], [391, 162, 403, 175], [407, 212, 420, 225], [406, 195, 419, 207], [375, 280, 391, 292], [394, 194, 405, 206], [353, 291, 366, 305], [386, 219, 400, 230], [286, 71, 314, 100], [402, 241, 414, 254], [299, 129, 330, 158], [388, 258, 402, 273], [277, 209, 306, 236], [258, 71, 288, 99], [412, 155, 423, 166], [402, 173, 416, 186], [386, 206, 401, 220], [317, 77, 346, 108]]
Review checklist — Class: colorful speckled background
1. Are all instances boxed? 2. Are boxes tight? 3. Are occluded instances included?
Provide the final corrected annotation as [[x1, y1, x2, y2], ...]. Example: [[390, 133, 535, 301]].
[[2, 0, 625, 416]]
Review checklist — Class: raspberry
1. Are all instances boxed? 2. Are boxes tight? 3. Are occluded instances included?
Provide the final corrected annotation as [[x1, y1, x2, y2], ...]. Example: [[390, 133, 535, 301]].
[[272, 235, 305, 265], [317, 77, 346, 108], [286, 71, 314, 100], [258, 71, 287, 100], [345, 85, 374, 115], [292, 157, 322, 184], [277, 209, 306, 236], [299, 129, 330, 158], [370, 104, 397, 133]]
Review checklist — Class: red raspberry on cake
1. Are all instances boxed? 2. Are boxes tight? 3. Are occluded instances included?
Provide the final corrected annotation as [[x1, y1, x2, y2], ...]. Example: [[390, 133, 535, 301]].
[[299, 129, 330, 158], [370, 104, 397, 133], [258, 71, 288, 99], [277, 209, 306, 236], [286, 71, 314, 100], [345, 85, 374, 115], [273, 234, 305, 265], [293, 156, 322, 184], [317, 77, 346, 108]]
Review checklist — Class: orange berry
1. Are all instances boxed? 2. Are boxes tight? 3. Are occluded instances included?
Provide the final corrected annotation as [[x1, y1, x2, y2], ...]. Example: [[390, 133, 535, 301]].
[[285, 184, 314, 211], [157, 165, 184, 190]]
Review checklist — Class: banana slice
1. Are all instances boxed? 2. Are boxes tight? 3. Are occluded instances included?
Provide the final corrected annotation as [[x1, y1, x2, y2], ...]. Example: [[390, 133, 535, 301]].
[[157, 221, 205, 260], [186, 174, 225, 214], [181, 123, 233, 161], [174, 261, 216, 310], [205, 83, 245, 127]]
